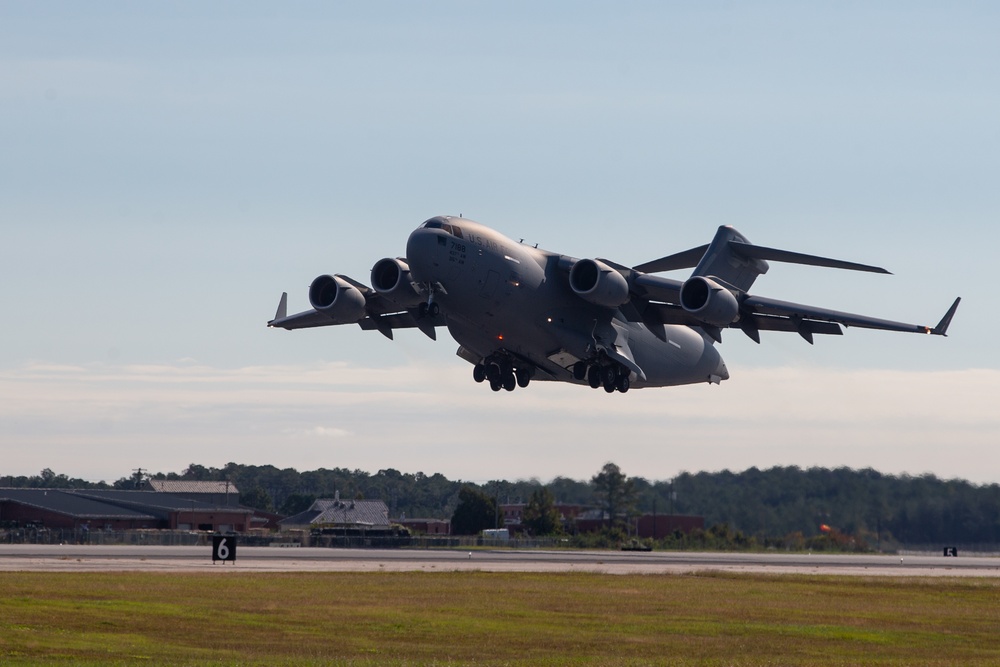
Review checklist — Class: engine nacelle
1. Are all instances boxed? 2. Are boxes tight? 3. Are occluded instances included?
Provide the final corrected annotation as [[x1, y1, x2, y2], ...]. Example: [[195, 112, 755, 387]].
[[308, 274, 367, 324], [569, 259, 630, 308], [680, 276, 740, 327], [370, 258, 424, 308]]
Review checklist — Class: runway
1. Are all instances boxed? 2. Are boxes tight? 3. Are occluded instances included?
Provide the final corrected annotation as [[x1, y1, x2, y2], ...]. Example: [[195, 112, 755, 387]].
[[1, 544, 998, 576]]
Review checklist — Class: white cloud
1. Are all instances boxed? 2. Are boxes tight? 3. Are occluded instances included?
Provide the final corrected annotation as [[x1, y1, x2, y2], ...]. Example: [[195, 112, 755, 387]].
[[294, 426, 353, 439]]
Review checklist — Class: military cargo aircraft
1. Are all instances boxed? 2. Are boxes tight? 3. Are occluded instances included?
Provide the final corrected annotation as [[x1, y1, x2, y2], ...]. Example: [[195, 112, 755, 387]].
[[268, 216, 959, 393]]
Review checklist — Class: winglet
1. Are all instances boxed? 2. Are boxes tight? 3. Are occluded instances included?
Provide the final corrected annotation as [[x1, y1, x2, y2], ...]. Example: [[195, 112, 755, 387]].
[[269, 292, 288, 326], [930, 297, 961, 336]]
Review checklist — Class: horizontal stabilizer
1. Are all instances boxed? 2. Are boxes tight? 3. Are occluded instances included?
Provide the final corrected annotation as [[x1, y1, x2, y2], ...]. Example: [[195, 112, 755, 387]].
[[632, 245, 709, 274], [729, 241, 890, 274], [633, 234, 890, 277]]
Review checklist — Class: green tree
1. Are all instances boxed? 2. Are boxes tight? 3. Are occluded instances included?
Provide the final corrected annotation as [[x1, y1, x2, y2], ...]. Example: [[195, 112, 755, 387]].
[[522, 487, 562, 536], [182, 463, 213, 480], [451, 486, 497, 535], [240, 486, 274, 512], [592, 463, 637, 530], [280, 493, 316, 516]]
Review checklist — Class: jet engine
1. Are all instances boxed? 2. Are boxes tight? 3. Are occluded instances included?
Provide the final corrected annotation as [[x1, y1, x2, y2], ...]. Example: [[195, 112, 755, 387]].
[[308, 274, 367, 324], [370, 258, 424, 308], [569, 259, 630, 308], [679, 276, 740, 327]]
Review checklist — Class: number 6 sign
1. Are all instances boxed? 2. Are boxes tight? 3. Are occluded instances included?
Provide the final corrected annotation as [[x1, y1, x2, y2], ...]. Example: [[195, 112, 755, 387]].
[[212, 535, 237, 563]]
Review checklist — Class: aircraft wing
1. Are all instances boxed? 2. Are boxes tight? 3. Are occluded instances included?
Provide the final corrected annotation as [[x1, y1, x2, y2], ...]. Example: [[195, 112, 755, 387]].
[[267, 285, 445, 341], [738, 294, 961, 343], [624, 282, 960, 344], [268, 304, 340, 330]]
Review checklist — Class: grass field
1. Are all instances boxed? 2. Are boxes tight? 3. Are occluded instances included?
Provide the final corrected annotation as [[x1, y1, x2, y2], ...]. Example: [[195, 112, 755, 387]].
[[1, 570, 998, 666]]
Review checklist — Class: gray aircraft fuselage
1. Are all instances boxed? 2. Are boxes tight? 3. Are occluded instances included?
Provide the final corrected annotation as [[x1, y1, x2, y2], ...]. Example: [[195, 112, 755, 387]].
[[269, 214, 957, 394], [405, 217, 728, 388]]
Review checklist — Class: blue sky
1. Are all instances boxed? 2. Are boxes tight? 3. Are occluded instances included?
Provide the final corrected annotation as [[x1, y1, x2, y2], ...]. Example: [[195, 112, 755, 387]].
[[2, 2, 997, 485]]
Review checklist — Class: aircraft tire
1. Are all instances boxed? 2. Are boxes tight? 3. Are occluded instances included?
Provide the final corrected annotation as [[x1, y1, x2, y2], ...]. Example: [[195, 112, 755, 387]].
[[516, 368, 531, 388], [503, 373, 517, 392], [573, 361, 587, 380], [428, 302, 440, 317], [603, 365, 617, 385], [473, 364, 486, 383], [616, 376, 630, 393], [490, 378, 502, 392], [603, 380, 616, 393], [486, 363, 502, 383], [587, 366, 602, 389]]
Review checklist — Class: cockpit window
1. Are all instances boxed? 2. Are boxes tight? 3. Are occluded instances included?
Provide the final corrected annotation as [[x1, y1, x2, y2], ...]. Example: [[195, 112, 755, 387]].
[[421, 217, 463, 239]]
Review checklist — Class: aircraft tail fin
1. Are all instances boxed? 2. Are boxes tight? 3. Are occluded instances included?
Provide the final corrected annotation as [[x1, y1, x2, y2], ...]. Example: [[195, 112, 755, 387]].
[[633, 227, 769, 292], [635, 226, 892, 293], [690, 227, 770, 291]]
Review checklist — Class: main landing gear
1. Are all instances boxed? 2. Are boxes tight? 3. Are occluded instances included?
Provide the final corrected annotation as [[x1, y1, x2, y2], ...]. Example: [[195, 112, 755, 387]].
[[573, 359, 631, 393], [472, 353, 533, 392]]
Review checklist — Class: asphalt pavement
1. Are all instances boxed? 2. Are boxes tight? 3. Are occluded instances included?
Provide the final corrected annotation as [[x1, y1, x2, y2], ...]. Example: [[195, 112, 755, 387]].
[[1, 544, 998, 576]]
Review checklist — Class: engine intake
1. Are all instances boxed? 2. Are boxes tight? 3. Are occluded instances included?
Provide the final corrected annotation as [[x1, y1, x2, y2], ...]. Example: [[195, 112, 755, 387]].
[[308, 274, 367, 324], [370, 258, 424, 308], [569, 259, 630, 308], [680, 276, 740, 327]]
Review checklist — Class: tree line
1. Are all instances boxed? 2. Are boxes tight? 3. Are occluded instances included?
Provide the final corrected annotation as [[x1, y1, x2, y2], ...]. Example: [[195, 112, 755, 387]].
[[3, 463, 998, 546]]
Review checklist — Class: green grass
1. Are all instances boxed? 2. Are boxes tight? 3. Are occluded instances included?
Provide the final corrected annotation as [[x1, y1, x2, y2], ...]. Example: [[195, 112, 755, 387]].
[[0, 571, 997, 666]]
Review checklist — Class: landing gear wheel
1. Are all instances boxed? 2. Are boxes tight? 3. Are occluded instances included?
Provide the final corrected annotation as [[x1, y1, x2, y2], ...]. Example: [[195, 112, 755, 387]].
[[603, 365, 618, 386], [573, 361, 587, 381], [489, 378, 502, 392], [516, 367, 531, 388], [603, 380, 616, 393], [486, 363, 502, 384], [428, 302, 440, 317], [616, 375, 630, 393], [473, 364, 486, 383], [502, 373, 517, 391], [587, 366, 602, 389]]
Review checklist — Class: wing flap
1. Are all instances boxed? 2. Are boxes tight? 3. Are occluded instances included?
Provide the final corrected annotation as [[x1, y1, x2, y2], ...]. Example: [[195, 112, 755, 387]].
[[742, 295, 949, 335], [357, 309, 446, 340]]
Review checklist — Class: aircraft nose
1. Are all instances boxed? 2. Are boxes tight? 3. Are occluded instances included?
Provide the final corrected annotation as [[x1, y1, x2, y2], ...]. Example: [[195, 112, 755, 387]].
[[405, 227, 444, 282]]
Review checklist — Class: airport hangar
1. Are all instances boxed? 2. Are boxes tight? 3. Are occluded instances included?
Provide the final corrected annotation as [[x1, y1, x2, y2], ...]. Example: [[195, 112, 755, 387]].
[[0, 485, 256, 533]]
